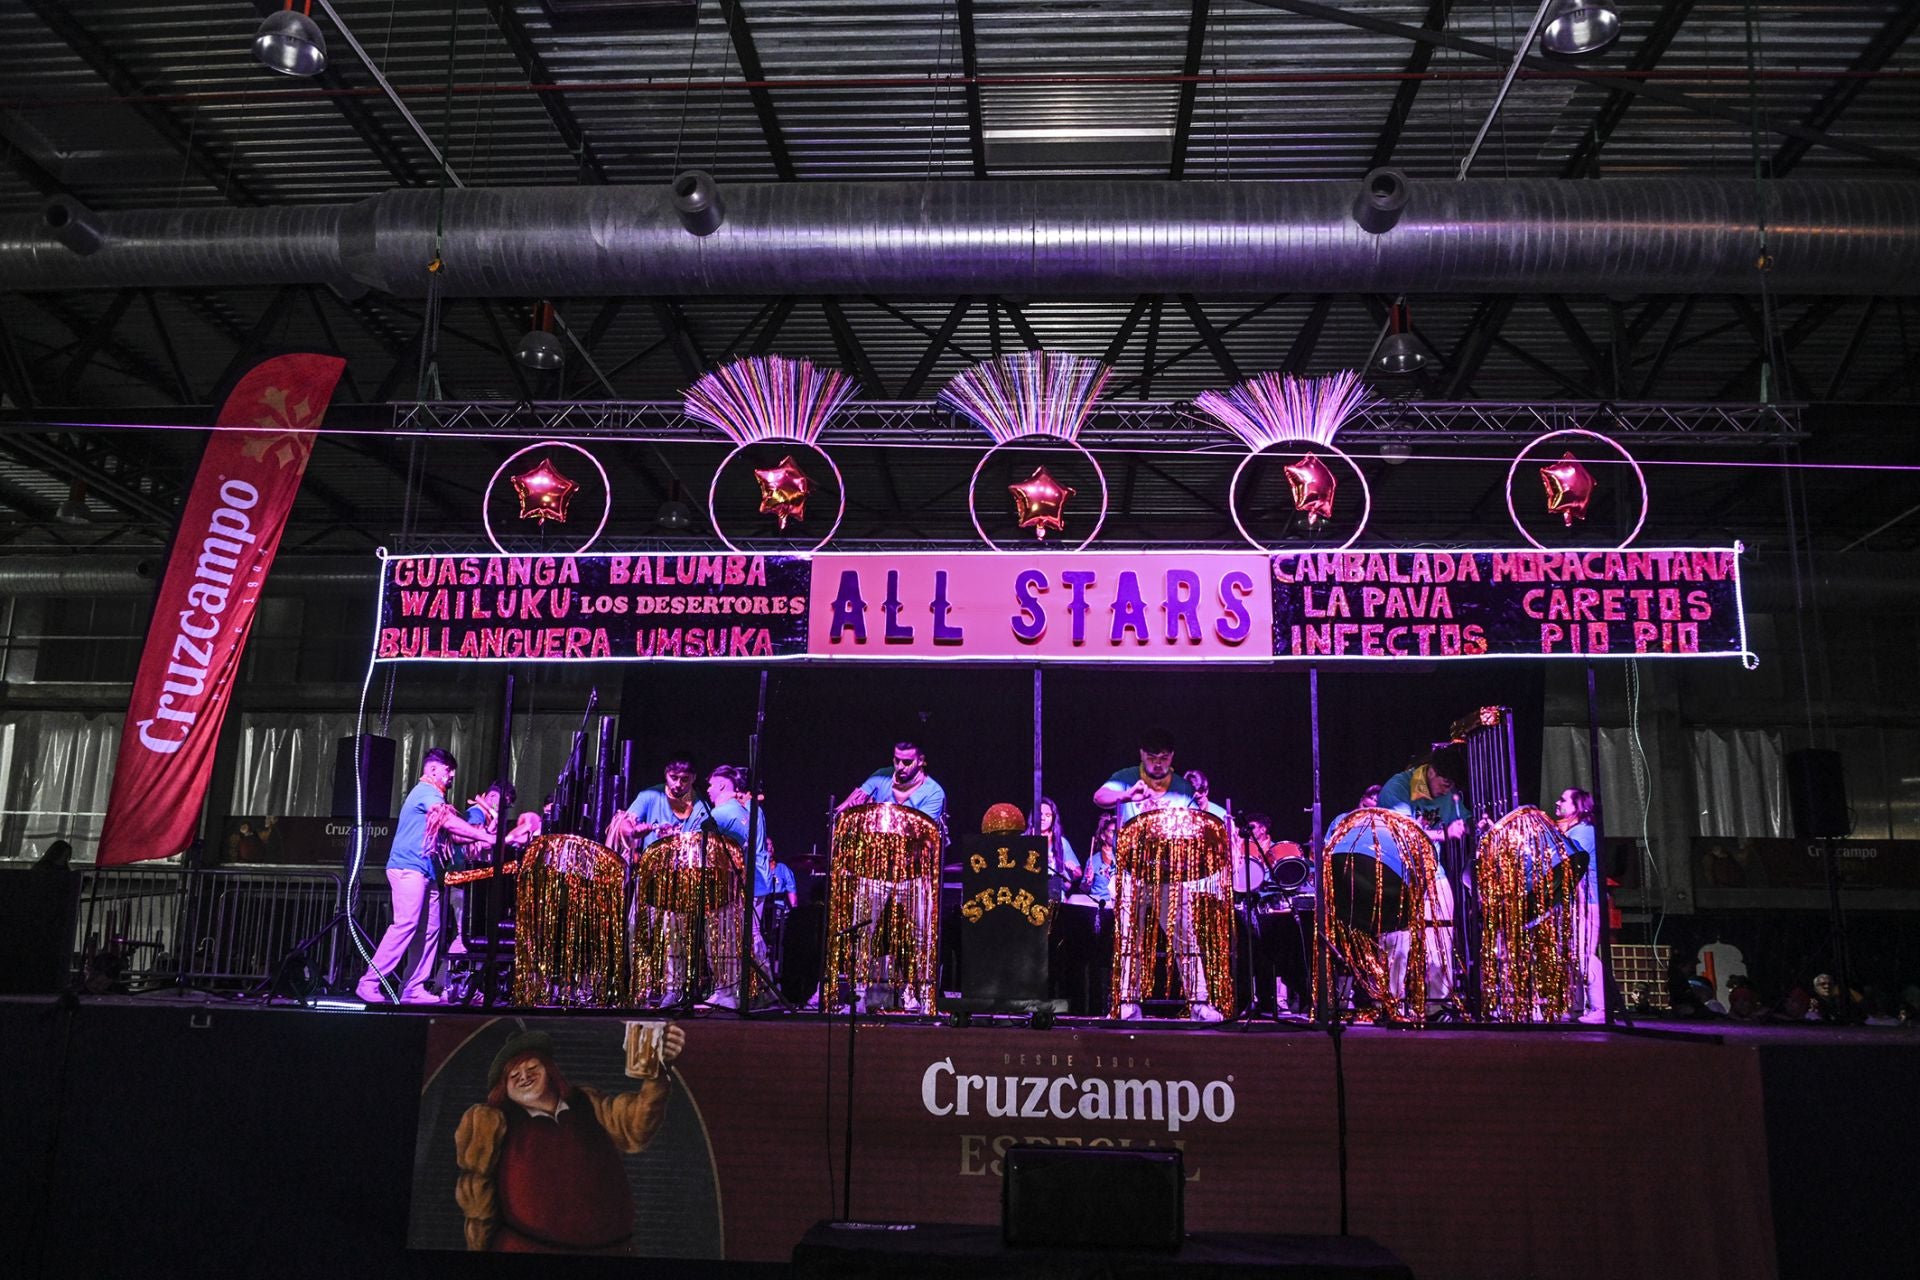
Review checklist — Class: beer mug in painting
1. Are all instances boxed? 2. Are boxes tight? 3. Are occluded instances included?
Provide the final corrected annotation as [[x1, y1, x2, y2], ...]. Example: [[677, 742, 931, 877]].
[[623, 1019, 668, 1079]]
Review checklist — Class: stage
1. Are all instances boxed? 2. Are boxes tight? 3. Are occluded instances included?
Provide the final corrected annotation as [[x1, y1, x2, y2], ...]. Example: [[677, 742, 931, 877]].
[[4, 996, 1911, 1279]]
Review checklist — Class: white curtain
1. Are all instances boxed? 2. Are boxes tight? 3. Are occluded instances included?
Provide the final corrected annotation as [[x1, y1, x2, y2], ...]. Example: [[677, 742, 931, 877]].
[[230, 711, 477, 817], [229, 711, 364, 815], [1539, 724, 1638, 824], [1688, 728, 1786, 838], [0, 710, 124, 863]]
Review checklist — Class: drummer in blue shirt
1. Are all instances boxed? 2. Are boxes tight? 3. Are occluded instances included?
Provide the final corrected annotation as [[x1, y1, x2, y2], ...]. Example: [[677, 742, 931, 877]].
[[841, 739, 949, 832], [702, 764, 772, 1010], [835, 739, 947, 1013], [607, 754, 711, 853], [1093, 728, 1224, 1024]]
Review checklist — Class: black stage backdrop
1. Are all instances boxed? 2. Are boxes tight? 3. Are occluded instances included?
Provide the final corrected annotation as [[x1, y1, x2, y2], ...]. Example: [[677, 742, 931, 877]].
[[611, 663, 1542, 861]]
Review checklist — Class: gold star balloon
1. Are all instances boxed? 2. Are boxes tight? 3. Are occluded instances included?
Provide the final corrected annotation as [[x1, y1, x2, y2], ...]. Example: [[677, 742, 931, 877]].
[[510, 456, 580, 523], [1284, 453, 1338, 525], [753, 454, 813, 530], [1008, 465, 1075, 539], [1540, 452, 1596, 526]]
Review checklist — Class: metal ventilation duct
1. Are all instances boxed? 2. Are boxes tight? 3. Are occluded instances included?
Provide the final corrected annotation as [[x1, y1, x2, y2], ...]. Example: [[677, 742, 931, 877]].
[[2, 179, 1917, 297]]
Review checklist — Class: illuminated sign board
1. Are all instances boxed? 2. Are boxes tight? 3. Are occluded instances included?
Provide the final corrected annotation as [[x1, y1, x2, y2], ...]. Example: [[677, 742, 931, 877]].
[[371, 546, 1751, 666]]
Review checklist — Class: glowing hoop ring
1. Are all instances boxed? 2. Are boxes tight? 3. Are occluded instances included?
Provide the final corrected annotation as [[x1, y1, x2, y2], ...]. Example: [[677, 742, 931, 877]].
[[967, 435, 1110, 553], [706, 438, 847, 555], [1228, 439, 1372, 553], [484, 439, 611, 556], [1505, 427, 1649, 551]]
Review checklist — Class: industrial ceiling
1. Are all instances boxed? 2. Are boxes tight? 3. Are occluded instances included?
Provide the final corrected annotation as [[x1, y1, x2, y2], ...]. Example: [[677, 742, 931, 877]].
[[0, 1, 1915, 553]]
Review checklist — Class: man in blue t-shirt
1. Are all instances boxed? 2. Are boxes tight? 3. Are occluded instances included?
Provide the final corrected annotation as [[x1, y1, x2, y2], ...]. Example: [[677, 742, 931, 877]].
[[835, 739, 947, 1014], [702, 764, 773, 1009], [608, 755, 711, 853], [1093, 729, 1226, 1023], [357, 747, 491, 1004], [841, 740, 949, 832]]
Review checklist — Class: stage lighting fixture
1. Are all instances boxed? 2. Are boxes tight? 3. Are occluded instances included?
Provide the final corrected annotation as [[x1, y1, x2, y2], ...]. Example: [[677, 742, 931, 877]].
[[1541, 1, 1621, 57], [672, 170, 725, 236], [254, 2, 329, 77]]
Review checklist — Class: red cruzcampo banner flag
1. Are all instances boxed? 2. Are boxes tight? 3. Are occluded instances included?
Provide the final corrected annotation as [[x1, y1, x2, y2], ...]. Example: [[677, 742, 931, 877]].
[[97, 353, 346, 866]]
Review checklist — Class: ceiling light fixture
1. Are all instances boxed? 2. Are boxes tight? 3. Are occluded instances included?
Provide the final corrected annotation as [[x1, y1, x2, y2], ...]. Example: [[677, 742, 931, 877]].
[[1374, 301, 1428, 376], [515, 302, 564, 371], [55, 481, 91, 525], [253, 1, 329, 78], [1540, 1, 1621, 57]]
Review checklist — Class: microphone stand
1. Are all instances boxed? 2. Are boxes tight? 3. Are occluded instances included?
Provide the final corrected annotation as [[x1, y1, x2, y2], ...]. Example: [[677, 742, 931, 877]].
[[480, 671, 515, 1009], [830, 915, 876, 1220], [740, 671, 768, 1016]]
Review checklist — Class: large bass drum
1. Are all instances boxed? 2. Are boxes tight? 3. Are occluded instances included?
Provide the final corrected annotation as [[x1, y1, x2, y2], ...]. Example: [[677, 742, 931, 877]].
[[1475, 805, 1586, 1023], [1316, 808, 1444, 1022], [1110, 805, 1235, 1017], [828, 802, 944, 1012], [511, 834, 627, 1008]]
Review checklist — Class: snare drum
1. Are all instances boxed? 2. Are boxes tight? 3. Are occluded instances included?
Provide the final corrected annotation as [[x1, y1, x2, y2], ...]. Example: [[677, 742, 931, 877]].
[[1266, 841, 1313, 892]]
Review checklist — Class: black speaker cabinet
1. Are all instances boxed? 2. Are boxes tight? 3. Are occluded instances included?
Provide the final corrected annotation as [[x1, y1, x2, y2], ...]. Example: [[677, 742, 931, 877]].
[[1786, 748, 1850, 840], [1003, 1145, 1183, 1250], [331, 734, 396, 819]]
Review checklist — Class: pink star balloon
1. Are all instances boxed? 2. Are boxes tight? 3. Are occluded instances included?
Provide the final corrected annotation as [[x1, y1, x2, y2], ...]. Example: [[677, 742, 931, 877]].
[[510, 456, 580, 523], [1008, 466, 1075, 539], [1540, 452, 1596, 526], [1284, 454, 1338, 525], [753, 454, 813, 530]]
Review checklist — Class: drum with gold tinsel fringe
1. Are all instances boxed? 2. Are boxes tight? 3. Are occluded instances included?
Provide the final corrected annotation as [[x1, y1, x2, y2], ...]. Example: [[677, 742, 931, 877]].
[[828, 803, 944, 1011], [1109, 807, 1235, 1017], [628, 829, 745, 1007], [1476, 806, 1585, 1023], [511, 834, 628, 1007], [1316, 808, 1442, 1024]]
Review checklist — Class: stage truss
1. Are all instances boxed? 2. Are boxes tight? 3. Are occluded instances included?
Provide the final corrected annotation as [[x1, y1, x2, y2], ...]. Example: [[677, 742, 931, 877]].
[[390, 400, 1802, 450]]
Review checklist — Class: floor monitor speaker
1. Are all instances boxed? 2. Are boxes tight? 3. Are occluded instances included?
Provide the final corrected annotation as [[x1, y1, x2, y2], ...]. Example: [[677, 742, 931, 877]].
[[1002, 1144, 1182, 1250]]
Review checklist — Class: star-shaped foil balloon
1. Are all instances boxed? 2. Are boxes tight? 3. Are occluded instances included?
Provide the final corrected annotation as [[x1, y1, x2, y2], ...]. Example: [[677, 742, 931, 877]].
[[510, 456, 580, 523], [1008, 466, 1075, 539], [1284, 453, 1338, 526], [754, 455, 813, 530], [1540, 452, 1596, 526]]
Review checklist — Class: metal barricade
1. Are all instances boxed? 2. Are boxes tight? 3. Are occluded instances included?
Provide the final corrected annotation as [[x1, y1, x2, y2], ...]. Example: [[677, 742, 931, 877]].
[[177, 867, 346, 989], [70, 866, 415, 994], [72, 866, 191, 990]]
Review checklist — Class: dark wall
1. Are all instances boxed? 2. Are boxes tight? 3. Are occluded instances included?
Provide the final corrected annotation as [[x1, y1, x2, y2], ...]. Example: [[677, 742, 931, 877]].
[[0, 1000, 777, 1280]]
